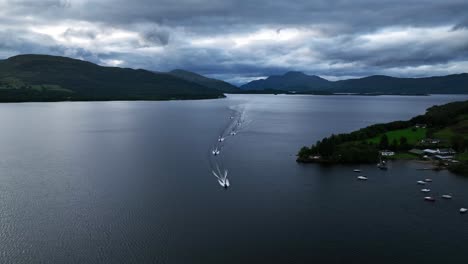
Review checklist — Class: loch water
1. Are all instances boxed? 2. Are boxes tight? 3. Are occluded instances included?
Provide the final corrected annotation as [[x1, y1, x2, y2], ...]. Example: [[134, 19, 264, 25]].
[[0, 94, 467, 263]]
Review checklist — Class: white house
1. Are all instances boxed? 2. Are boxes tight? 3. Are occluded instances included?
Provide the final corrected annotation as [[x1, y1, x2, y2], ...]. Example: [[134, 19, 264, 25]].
[[423, 149, 438, 155], [380, 150, 395, 156]]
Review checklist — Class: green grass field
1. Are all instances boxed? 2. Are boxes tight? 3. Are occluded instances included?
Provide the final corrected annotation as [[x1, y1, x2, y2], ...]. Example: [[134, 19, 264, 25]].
[[365, 127, 426, 145]]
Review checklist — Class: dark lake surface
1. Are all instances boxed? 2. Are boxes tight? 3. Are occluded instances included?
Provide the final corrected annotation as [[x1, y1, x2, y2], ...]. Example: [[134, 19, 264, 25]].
[[1, 94, 468, 263]]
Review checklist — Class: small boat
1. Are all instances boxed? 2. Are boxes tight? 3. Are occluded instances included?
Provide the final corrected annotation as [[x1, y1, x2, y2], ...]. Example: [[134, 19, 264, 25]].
[[441, 194, 452, 199], [377, 157, 388, 170], [218, 137, 225, 142], [424, 178, 433, 182], [230, 131, 237, 136], [421, 189, 430, 193], [357, 176, 368, 180], [353, 169, 361, 173], [213, 169, 229, 188], [377, 161, 388, 170], [212, 148, 220, 155], [218, 178, 229, 188], [460, 208, 467, 214], [424, 196, 435, 202], [417, 181, 426, 185]]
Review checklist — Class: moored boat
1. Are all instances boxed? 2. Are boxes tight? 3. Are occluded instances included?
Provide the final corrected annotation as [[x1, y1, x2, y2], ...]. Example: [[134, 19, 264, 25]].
[[424, 196, 435, 202]]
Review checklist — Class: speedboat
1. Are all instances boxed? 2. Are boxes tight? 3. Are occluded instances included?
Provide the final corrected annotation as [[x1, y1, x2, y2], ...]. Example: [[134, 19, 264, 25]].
[[212, 148, 220, 155], [218, 137, 225, 142], [460, 208, 467, 214], [357, 176, 368, 180], [417, 181, 426, 185], [421, 189, 430, 193], [213, 169, 229, 188], [424, 178, 433, 182], [353, 169, 361, 173], [218, 178, 229, 188], [424, 196, 435, 202], [219, 177, 230, 188], [441, 194, 452, 199]]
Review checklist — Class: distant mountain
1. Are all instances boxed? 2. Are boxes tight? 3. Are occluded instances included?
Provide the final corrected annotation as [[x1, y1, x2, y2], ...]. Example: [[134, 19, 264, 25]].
[[169, 69, 239, 93], [332, 74, 468, 94], [241, 71, 468, 94], [0, 54, 224, 102], [240, 71, 331, 91]]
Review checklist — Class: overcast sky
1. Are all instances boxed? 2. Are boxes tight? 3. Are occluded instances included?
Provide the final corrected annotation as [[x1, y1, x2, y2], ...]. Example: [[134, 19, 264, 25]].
[[1, 0, 468, 84]]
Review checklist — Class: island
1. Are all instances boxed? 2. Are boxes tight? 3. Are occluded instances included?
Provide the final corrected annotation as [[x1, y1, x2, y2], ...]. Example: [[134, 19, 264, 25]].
[[297, 100, 468, 176]]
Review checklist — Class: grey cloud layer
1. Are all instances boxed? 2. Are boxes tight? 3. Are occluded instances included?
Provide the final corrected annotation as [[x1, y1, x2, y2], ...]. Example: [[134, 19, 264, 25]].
[[1, 0, 468, 84]]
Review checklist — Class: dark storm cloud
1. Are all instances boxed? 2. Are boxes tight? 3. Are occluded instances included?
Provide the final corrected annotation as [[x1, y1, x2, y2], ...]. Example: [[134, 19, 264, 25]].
[[140, 26, 171, 46], [1, 0, 468, 83]]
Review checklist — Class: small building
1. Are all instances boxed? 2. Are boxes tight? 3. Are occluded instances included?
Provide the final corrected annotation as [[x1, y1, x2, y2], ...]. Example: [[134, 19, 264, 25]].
[[438, 148, 456, 156], [380, 150, 395, 156], [423, 149, 439, 155], [420, 138, 440, 144], [409, 149, 424, 155], [435, 155, 454, 160], [423, 148, 456, 160]]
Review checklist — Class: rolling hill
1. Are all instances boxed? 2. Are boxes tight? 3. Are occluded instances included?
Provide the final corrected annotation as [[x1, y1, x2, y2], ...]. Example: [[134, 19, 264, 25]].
[[168, 69, 239, 93], [240, 71, 332, 92], [332, 74, 468, 94], [0, 54, 224, 102], [241, 72, 468, 94]]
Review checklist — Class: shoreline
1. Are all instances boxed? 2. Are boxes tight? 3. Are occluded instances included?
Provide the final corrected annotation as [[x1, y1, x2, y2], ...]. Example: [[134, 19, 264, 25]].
[[297, 155, 450, 171], [0, 95, 226, 104]]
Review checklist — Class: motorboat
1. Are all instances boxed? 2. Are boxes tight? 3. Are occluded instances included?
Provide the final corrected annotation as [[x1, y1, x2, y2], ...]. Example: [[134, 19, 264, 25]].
[[357, 176, 368, 180], [417, 181, 426, 185], [421, 189, 430, 193], [424, 196, 435, 202], [212, 148, 220, 155], [424, 178, 433, 182], [230, 131, 237, 136], [460, 208, 467, 214], [353, 169, 361, 173], [218, 137, 225, 142], [218, 178, 229, 188], [441, 194, 452, 199], [213, 169, 229, 188]]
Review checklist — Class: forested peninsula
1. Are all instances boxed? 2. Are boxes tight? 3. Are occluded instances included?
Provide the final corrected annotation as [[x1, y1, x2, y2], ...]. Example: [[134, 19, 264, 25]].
[[297, 100, 468, 175]]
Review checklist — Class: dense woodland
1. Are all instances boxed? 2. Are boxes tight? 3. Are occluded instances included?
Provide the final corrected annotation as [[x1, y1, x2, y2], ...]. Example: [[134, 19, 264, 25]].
[[0, 55, 225, 102]]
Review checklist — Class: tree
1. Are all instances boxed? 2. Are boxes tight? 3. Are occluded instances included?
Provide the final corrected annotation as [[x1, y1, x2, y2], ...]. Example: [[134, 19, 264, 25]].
[[379, 134, 389, 149], [390, 139, 398, 151], [298, 146, 311, 158], [399, 136, 410, 150], [451, 135, 466, 152]]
